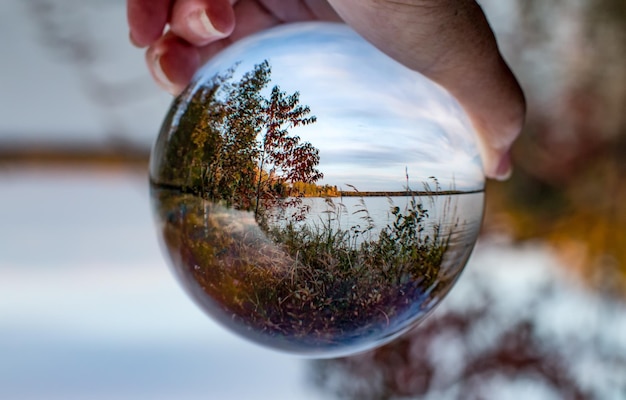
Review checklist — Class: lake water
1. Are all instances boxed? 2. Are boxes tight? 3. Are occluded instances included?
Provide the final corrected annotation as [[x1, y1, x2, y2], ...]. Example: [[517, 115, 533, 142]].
[[293, 193, 485, 274], [299, 194, 484, 233]]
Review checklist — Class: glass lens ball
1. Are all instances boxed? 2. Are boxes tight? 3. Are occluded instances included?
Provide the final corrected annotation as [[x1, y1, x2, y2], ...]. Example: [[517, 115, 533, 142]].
[[150, 22, 485, 358]]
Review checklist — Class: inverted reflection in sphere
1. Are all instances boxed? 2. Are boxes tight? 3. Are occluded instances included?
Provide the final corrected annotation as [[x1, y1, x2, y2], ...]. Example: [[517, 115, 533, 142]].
[[150, 23, 485, 357]]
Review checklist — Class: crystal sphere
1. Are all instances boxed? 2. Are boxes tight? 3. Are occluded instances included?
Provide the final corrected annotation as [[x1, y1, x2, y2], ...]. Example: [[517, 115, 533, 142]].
[[150, 22, 485, 358]]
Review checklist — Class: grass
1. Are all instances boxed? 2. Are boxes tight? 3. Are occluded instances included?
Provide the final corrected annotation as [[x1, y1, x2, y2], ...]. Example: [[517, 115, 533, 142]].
[[153, 185, 459, 348]]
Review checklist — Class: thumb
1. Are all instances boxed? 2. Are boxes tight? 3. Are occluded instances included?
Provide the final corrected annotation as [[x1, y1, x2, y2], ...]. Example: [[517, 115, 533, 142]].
[[327, 0, 526, 180]]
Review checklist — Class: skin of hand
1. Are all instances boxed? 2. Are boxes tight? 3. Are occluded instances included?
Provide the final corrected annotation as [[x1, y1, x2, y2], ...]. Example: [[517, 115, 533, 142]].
[[127, 0, 525, 180]]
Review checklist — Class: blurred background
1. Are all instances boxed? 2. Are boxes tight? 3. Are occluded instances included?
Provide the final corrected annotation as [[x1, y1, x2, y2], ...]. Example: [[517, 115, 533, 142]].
[[1, 0, 624, 399]]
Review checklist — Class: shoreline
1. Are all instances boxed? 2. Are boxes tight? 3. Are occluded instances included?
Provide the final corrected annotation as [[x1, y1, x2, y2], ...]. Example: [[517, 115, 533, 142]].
[[150, 181, 484, 198]]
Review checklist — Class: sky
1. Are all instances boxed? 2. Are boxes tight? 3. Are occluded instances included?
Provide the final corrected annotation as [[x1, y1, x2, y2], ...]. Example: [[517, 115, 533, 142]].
[[0, 0, 171, 145], [182, 23, 485, 192]]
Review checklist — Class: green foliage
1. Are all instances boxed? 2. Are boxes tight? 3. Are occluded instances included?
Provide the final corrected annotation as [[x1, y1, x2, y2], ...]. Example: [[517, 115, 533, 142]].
[[268, 195, 448, 292], [155, 73, 229, 189], [153, 60, 323, 219]]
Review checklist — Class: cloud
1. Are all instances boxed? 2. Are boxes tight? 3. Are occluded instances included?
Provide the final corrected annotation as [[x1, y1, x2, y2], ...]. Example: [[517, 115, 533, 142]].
[[186, 23, 485, 191]]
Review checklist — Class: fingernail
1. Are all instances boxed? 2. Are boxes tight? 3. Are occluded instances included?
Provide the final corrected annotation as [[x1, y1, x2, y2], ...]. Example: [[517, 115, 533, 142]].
[[152, 54, 177, 94], [494, 154, 513, 181], [188, 9, 225, 39]]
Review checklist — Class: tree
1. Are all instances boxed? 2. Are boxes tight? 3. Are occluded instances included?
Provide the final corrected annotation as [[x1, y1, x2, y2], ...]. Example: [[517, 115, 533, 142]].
[[153, 69, 232, 193], [153, 60, 323, 222], [253, 69, 321, 218]]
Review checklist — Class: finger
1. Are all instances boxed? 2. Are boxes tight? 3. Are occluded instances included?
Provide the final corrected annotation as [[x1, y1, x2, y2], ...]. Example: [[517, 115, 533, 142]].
[[128, 0, 173, 47], [328, 0, 526, 180], [145, 0, 278, 94], [461, 59, 525, 181], [188, 0, 340, 63], [195, 0, 281, 64], [169, 0, 236, 46], [302, 0, 343, 22], [253, 0, 339, 22], [146, 32, 201, 95]]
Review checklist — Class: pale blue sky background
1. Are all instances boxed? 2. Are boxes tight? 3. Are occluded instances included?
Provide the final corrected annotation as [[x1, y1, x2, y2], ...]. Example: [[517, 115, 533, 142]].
[[189, 23, 484, 192]]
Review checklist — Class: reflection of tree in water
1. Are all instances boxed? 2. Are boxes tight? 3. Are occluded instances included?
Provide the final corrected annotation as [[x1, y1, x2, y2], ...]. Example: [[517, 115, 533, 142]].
[[309, 246, 626, 399], [154, 60, 321, 222]]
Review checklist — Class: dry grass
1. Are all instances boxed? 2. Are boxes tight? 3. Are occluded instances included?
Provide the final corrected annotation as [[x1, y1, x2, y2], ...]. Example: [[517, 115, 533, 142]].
[[154, 187, 455, 348]]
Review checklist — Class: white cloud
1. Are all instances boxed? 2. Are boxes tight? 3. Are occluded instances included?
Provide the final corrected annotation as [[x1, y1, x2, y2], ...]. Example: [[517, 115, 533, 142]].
[[185, 22, 484, 191]]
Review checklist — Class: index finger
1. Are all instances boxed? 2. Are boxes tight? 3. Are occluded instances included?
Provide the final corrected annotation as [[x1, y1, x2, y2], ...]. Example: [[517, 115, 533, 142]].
[[128, 0, 173, 47]]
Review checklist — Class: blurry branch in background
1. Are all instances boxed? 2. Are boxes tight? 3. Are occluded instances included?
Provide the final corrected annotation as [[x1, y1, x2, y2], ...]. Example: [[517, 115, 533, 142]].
[[25, 0, 158, 139], [483, 0, 626, 296], [0, 139, 149, 170], [0, 0, 157, 171], [309, 261, 626, 400]]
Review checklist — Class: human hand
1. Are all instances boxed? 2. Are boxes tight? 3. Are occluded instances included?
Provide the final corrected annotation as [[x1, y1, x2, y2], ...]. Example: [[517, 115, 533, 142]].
[[128, 0, 525, 180]]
